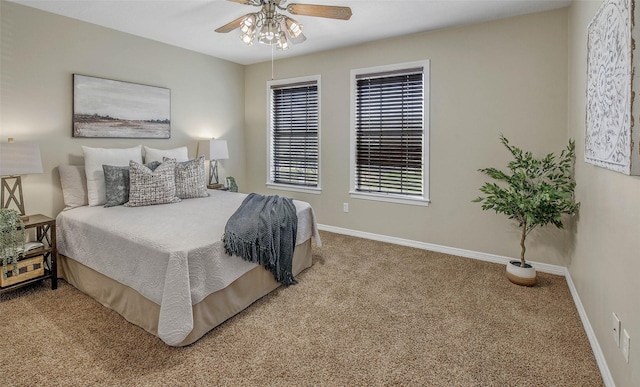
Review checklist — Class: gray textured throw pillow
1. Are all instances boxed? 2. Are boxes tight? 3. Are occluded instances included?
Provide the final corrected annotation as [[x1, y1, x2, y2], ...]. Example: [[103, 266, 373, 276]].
[[164, 156, 208, 199], [103, 161, 160, 207], [125, 160, 181, 207]]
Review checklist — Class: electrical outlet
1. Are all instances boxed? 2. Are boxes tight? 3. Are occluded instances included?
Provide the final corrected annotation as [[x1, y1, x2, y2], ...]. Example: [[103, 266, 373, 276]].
[[612, 313, 621, 347], [622, 329, 630, 363], [343, 203, 349, 213]]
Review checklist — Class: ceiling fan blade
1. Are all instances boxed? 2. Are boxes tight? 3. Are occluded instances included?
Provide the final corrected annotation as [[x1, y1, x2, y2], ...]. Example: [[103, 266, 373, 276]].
[[225, 0, 256, 5], [287, 4, 352, 20], [215, 14, 250, 33]]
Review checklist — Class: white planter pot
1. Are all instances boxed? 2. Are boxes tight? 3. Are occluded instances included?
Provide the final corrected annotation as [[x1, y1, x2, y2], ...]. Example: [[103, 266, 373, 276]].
[[505, 260, 537, 286]]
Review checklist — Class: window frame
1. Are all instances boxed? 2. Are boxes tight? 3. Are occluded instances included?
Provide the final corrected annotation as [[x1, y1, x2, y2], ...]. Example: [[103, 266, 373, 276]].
[[266, 75, 322, 195], [349, 60, 430, 206]]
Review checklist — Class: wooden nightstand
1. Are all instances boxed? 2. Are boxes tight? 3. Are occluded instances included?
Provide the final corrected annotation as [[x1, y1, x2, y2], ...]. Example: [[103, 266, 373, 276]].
[[0, 214, 57, 293]]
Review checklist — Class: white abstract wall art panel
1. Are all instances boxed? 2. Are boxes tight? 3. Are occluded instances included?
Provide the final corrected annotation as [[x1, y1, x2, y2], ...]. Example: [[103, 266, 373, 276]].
[[585, 0, 640, 175]]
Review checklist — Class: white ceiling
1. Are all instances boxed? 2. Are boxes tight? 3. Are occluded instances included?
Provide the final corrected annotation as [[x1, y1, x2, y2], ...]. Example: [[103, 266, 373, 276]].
[[10, 0, 571, 65]]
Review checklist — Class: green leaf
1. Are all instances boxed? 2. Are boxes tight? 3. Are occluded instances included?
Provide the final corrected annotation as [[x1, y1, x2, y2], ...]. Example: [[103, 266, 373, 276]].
[[472, 136, 580, 262]]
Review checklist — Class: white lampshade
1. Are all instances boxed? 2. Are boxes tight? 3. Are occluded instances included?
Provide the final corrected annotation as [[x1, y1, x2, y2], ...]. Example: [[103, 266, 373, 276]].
[[0, 141, 43, 176], [197, 139, 229, 160]]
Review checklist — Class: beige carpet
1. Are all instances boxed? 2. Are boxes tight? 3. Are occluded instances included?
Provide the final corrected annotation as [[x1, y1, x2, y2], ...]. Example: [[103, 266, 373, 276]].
[[0, 231, 602, 386]]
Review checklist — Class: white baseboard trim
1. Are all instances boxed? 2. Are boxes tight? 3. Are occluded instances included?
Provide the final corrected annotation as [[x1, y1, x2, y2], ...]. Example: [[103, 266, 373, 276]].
[[317, 223, 613, 386], [564, 273, 615, 386], [317, 224, 565, 274]]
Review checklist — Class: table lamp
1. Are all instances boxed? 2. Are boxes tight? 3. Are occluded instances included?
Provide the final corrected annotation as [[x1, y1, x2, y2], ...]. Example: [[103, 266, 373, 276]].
[[197, 139, 229, 187], [0, 138, 43, 220]]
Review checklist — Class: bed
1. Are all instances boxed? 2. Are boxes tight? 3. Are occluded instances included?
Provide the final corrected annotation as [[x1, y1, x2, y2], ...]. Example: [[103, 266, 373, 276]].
[[56, 153, 320, 346]]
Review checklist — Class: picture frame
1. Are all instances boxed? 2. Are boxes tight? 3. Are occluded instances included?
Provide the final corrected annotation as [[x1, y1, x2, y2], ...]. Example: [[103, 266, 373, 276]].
[[73, 74, 171, 139], [585, 0, 640, 175]]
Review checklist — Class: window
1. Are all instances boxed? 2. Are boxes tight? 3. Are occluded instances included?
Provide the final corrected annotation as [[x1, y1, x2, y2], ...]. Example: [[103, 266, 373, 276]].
[[350, 61, 429, 206], [267, 75, 321, 194]]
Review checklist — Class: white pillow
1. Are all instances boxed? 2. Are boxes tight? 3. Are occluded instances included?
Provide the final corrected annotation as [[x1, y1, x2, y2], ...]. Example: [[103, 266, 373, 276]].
[[144, 146, 189, 163], [58, 165, 88, 210], [82, 145, 143, 206]]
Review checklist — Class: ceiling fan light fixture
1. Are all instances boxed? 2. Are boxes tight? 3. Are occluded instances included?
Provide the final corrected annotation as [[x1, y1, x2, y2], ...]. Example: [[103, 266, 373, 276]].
[[288, 31, 306, 44], [216, 0, 351, 51], [283, 17, 303, 38], [240, 30, 255, 45], [258, 21, 277, 44], [276, 33, 289, 50], [240, 14, 256, 33]]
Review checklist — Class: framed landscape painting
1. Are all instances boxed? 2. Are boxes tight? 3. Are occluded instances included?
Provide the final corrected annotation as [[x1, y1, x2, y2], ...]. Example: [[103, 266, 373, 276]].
[[73, 74, 171, 138]]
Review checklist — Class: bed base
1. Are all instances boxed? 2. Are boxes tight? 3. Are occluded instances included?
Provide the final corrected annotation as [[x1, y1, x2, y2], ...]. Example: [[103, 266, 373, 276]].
[[58, 239, 312, 346]]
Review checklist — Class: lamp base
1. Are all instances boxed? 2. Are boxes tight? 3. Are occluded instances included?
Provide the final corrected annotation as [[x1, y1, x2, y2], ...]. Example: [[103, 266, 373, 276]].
[[208, 159, 221, 185], [1, 176, 26, 216]]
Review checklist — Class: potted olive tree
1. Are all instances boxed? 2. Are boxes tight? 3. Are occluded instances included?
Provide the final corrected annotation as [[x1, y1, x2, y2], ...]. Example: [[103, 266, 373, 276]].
[[473, 135, 580, 286]]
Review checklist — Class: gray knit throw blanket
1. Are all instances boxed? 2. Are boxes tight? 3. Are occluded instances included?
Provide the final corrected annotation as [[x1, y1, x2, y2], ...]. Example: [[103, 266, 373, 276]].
[[223, 193, 298, 286]]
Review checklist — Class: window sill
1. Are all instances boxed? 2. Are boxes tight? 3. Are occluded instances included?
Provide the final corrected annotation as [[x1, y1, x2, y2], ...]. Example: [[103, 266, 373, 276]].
[[349, 191, 430, 206], [267, 183, 322, 195]]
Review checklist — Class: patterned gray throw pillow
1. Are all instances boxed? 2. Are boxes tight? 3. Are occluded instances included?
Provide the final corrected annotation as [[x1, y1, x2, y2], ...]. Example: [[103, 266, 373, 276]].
[[164, 156, 208, 199], [125, 160, 181, 207], [103, 161, 160, 207]]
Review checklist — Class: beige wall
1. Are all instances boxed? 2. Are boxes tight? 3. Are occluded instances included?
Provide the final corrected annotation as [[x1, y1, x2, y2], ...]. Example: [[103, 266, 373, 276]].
[[0, 1, 246, 217], [569, 1, 640, 385], [245, 9, 570, 266], [5, 1, 636, 383]]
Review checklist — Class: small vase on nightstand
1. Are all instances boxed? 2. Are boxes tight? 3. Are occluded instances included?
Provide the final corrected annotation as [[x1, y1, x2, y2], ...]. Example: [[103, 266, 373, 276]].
[[226, 177, 238, 192]]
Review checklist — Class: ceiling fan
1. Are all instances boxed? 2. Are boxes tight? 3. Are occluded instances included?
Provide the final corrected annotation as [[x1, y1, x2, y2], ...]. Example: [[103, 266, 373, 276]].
[[215, 0, 352, 51]]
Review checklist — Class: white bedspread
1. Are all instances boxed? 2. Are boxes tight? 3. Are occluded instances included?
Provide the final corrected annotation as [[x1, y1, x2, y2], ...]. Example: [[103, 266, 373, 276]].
[[56, 190, 321, 345]]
